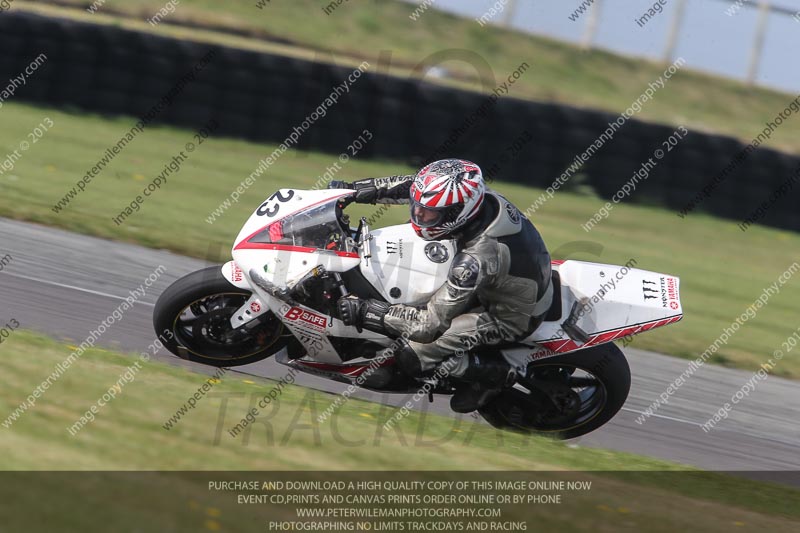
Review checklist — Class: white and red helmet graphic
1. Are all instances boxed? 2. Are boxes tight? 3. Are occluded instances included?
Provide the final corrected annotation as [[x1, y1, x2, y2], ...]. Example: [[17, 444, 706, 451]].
[[409, 159, 486, 240]]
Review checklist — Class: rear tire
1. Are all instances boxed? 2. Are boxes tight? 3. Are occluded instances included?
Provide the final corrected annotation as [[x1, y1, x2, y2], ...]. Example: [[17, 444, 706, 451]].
[[478, 343, 631, 439], [153, 265, 288, 367]]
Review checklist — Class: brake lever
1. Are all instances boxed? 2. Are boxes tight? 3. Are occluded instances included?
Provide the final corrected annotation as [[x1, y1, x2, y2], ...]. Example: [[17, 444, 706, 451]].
[[337, 192, 357, 209]]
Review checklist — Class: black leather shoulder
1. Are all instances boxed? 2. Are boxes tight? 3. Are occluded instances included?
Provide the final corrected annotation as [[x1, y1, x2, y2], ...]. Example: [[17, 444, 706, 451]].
[[448, 252, 480, 289]]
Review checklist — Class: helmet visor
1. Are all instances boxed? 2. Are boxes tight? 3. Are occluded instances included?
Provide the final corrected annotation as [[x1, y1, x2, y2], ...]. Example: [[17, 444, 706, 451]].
[[410, 202, 445, 228], [410, 201, 462, 228]]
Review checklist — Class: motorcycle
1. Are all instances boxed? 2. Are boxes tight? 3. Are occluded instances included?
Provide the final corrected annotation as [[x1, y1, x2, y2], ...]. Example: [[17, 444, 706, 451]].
[[153, 187, 683, 438]]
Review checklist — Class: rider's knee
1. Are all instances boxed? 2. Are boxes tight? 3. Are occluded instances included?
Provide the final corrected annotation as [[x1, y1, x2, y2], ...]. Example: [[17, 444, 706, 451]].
[[394, 339, 424, 377]]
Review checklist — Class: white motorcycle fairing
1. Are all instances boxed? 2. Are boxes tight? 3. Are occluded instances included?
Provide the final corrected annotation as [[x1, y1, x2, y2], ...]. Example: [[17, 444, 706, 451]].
[[359, 223, 456, 306], [499, 260, 682, 369], [222, 188, 682, 371]]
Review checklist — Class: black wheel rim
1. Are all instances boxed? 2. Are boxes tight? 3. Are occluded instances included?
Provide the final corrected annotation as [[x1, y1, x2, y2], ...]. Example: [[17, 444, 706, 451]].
[[172, 292, 283, 361], [490, 364, 607, 433]]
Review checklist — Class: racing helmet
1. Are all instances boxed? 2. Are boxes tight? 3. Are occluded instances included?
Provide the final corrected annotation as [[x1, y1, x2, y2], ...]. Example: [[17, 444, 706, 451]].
[[409, 159, 486, 240]]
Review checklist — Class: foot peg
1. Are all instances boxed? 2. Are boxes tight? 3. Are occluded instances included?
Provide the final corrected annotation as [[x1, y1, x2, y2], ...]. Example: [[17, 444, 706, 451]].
[[450, 383, 503, 413]]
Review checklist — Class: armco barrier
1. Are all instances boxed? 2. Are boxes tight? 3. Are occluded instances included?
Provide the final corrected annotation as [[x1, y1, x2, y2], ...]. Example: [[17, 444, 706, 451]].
[[0, 11, 797, 231]]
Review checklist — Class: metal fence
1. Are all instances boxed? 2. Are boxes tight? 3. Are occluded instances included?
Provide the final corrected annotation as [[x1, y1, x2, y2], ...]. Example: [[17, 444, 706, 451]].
[[576, 0, 797, 85], [406, 0, 799, 91]]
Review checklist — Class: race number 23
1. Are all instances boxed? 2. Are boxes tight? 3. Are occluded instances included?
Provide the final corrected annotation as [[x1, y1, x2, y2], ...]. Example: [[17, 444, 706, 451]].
[[257, 190, 295, 217]]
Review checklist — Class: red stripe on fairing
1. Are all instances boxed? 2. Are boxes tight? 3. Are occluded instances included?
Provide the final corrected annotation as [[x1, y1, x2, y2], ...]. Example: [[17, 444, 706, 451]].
[[234, 242, 359, 258], [537, 314, 682, 354], [295, 358, 394, 377], [538, 339, 578, 352], [551, 260, 565, 265]]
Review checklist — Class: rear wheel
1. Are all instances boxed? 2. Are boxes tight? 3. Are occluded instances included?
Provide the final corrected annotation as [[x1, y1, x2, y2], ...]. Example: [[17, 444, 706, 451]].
[[153, 266, 289, 367], [478, 343, 630, 439]]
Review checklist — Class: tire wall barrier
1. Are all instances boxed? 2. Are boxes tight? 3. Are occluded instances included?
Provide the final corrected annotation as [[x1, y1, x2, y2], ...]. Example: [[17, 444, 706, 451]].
[[1, 11, 797, 231]]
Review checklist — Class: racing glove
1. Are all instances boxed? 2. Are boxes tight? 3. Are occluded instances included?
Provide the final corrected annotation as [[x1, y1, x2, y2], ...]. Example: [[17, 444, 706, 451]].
[[329, 176, 412, 204], [337, 295, 391, 334], [329, 179, 379, 203]]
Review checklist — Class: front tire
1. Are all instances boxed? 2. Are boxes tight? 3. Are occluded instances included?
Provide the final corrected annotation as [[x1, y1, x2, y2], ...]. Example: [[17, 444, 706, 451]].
[[478, 343, 631, 439], [153, 265, 288, 367]]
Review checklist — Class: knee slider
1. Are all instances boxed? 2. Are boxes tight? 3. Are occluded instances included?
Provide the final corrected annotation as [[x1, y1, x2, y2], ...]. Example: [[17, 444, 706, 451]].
[[394, 339, 423, 377]]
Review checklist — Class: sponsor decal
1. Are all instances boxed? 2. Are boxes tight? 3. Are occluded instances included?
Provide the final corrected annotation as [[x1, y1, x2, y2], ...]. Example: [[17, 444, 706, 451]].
[[658, 276, 680, 309], [529, 348, 557, 361], [424, 242, 449, 263], [666, 277, 679, 309], [642, 280, 658, 300], [231, 264, 244, 283], [452, 265, 475, 284], [385, 239, 403, 257], [505, 202, 521, 224], [296, 332, 326, 357], [284, 306, 327, 329], [388, 307, 420, 321], [250, 302, 262, 313], [279, 305, 333, 358]]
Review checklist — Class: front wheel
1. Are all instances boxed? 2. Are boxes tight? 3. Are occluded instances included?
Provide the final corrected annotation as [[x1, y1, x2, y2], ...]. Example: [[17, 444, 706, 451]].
[[478, 343, 631, 439], [153, 265, 289, 367]]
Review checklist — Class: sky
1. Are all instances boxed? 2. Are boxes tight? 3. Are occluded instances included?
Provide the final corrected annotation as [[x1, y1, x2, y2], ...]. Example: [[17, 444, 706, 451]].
[[405, 0, 800, 94]]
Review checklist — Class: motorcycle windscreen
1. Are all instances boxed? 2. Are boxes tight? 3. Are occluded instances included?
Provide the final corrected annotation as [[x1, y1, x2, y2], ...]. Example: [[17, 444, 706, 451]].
[[245, 202, 347, 251], [233, 195, 360, 287]]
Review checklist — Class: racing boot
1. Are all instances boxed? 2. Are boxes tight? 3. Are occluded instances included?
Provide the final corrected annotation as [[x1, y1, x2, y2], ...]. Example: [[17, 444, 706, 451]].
[[364, 339, 430, 390], [449, 354, 516, 413]]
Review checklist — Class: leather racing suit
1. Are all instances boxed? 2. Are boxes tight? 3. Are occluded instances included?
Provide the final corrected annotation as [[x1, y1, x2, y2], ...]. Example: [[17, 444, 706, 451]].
[[348, 175, 553, 378]]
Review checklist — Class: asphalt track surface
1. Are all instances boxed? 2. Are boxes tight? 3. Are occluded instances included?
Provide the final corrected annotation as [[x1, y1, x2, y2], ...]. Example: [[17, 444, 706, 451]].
[[1, 217, 798, 479]]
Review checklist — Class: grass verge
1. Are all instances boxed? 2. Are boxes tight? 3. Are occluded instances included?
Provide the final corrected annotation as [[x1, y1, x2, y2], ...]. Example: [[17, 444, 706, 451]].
[[0, 330, 798, 532]]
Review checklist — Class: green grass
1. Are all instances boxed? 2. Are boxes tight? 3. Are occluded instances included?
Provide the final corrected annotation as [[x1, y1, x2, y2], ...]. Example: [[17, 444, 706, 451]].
[[1, 101, 798, 377], [1, 330, 799, 532], [14, 0, 800, 153]]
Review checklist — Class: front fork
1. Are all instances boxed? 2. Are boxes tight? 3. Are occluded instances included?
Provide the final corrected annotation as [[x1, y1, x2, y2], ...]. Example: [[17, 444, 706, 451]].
[[221, 261, 271, 330]]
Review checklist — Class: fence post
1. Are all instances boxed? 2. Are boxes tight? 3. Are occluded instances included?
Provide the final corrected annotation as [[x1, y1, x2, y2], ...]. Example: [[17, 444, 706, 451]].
[[501, 0, 517, 28], [663, 0, 688, 62], [581, 0, 603, 50], [747, 0, 771, 86]]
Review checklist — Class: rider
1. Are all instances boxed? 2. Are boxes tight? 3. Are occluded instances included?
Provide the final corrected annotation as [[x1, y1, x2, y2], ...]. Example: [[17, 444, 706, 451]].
[[331, 159, 553, 413]]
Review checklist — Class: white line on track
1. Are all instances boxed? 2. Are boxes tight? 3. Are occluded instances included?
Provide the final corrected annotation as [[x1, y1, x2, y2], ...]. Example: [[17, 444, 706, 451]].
[[620, 406, 800, 449], [620, 407, 706, 427], [0, 271, 156, 307]]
